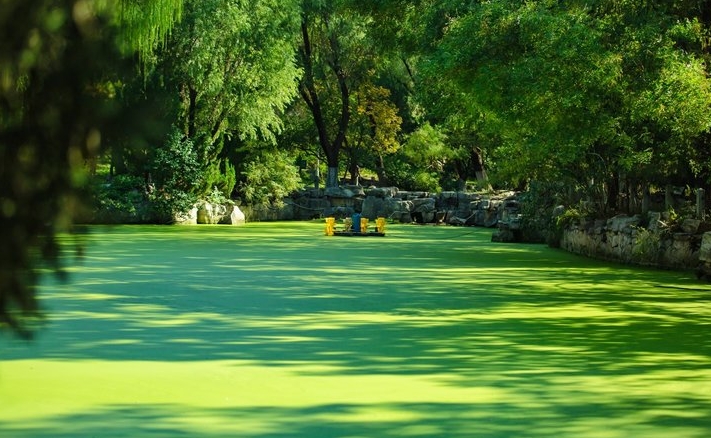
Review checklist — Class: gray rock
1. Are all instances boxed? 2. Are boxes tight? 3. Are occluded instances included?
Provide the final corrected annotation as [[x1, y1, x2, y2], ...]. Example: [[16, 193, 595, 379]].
[[175, 207, 198, 225], [607, 214, 640, 233], [325, 186, 354, 198], [681, 218, 701, 234], [699, 232, 711, 262], [228, 206, 246, 225], [362, 196, 385, 219], [412, 198, 436, 212]]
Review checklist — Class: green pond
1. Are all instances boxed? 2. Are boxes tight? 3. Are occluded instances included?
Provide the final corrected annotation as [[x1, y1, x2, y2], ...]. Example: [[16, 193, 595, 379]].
[[1, 222, 711, 437]]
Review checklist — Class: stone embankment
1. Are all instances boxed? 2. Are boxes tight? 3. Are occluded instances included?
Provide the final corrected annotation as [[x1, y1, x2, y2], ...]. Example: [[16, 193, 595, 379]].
[[240, 185, 520, 228], [560, 212, 711, 276], [178, 185, 520, 232]]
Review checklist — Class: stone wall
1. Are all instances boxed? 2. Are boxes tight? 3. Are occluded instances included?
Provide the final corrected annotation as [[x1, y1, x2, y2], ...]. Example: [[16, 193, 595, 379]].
[[254, 185, 519, 227], [559, 213, 707, 272]]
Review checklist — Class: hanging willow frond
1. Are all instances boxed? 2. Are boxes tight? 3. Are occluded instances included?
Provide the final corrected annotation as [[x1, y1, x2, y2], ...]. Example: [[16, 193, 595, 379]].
[[0, 0, 185, 338], [115, 0, 184, 61]]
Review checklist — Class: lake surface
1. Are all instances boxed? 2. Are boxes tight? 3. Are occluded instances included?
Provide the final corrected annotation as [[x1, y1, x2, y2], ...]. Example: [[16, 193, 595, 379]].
[[2, 222, 711, 437]]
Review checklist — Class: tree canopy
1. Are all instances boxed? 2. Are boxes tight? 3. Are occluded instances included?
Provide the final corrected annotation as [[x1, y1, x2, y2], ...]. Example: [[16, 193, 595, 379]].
[[408, 0, 711, 204], [3, 0, 711, 336], [0, 0, 185, 336]]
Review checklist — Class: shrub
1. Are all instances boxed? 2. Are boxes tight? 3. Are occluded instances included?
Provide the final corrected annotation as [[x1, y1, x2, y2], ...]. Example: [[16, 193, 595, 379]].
[[518, 181, 569, 244], [239, 150, 302, 207], [555, 207, 586, 229], [148, 129, 203, 223], [633, 226, 661, 264], [382, 155, 442, 192], [91, 174, 149, 223]]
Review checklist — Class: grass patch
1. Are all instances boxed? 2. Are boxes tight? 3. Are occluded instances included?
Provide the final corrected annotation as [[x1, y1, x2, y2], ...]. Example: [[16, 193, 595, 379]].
[[2, 222, 711, 437]]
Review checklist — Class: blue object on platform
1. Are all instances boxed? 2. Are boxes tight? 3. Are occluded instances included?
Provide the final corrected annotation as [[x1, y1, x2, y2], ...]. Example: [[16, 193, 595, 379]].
[[352, 213, 362, 232]]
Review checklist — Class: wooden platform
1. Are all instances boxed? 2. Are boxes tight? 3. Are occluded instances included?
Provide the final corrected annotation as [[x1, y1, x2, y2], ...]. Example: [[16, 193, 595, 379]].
[[333, 231, 386, 237]]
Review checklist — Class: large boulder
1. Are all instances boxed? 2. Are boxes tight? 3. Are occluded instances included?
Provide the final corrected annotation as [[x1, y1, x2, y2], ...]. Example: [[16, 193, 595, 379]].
[[384, 198, 413, 222], [197, 202, 219, 224], [412, 197, 436, 212], [341, 184, 366, 197], [325, 186, 354, 198], [395, 190, 428, 200], [174, 207, 198, 225], [366, 187, 398, 198], [699, 232, 711, 263], [362, 196, 385, 219], [325, 206, 355, 219], [292, 197, 331, 220], [227, 205, 246, 225], [681, 218, 701, 234], [647, 212, 663, 231], [412, 197, 436, 223]]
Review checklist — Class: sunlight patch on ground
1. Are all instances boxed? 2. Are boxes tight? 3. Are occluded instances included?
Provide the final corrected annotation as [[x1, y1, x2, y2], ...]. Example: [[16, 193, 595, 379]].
[[3, 358, 710, 437], [0, 359, 509, 432]]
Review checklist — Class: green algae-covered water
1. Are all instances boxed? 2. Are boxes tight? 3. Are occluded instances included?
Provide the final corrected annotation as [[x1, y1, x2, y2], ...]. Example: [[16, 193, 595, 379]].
[[2, 222, 711, 437]]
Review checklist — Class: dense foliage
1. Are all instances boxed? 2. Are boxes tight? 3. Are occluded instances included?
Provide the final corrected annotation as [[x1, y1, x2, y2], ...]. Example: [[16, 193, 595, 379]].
[[3, 0, 711, 336], [0, 0, 184, 337], [410, 0, 711, 209]]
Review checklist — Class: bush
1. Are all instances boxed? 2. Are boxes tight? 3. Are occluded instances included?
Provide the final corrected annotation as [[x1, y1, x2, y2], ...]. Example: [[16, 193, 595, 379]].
[[202, 159, 237, 200], [206, 185, 230, 206], [555, 207, 586, 229], [632, 226, 661, 264], [148, 129, 203, 223], [91, 174, 150, 223], [382, 155, 442, 192], [518, 181, 566, 244], [239, 150, 302, 207]]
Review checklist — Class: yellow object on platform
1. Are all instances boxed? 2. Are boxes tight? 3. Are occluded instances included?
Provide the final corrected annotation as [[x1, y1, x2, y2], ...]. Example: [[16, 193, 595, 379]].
[[376, 217, 386, 234], [325, 217, 335, 236], [360, 217, 369, 233]]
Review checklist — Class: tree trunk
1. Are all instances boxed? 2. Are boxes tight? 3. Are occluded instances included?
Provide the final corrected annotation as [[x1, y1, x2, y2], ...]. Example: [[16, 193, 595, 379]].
[[186, 84, 197, 139], [665, 184, 674, 211], [375, 154, 390, 186], [349, 162, 360, 185], [311, 158, 320, 190], [642, 184, 651, 214], [298, 16, 350, 189], [606, 172, 619, 212], [346, 144, 360, 185], [326, 166, 339, 189], [471, 147, 490, 189]]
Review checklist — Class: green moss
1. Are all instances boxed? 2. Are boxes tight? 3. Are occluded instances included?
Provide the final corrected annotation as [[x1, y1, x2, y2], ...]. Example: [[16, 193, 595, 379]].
[[2, 222, 710, 437]]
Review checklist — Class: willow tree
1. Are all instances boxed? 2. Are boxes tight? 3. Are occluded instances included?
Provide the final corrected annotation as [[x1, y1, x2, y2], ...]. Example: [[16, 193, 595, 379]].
[[0, 0, 184, 338], [152, 0, 301, 197], [115, 0, 184, 61]]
